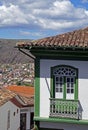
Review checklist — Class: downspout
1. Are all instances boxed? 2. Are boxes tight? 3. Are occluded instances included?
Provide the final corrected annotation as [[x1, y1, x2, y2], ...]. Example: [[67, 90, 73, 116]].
[[45, 78, 53, 98]]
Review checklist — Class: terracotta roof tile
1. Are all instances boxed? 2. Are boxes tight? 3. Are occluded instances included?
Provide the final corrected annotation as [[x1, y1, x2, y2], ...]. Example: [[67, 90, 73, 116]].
[[6, 85, 34, 97], [6, 85, 34, 106], [17, 95, 34, 106], [0, 87, 16, 106], [16, 27, 88, 49]]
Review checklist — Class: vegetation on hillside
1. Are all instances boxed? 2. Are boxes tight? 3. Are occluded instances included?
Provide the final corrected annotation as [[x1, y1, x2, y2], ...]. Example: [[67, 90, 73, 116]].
[[0, 39, 33, 64]]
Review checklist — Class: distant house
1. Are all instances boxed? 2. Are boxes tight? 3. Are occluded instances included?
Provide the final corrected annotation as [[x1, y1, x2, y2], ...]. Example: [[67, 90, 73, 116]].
[[17, 27, 88, 130], [0, 88, 20, 130], [7, 85, 34, 130]]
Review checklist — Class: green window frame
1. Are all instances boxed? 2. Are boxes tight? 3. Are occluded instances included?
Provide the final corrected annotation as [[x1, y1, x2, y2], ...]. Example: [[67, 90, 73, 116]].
[[51, 65, 78, 100]]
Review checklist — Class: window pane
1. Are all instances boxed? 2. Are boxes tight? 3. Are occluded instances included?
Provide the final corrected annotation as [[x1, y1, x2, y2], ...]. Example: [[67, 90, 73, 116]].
[[71, 89, 74, 93], [71, 78, 74, 82], [67, 83, 70, 88], [71, 83, 74, 88], [56, 77, 59, 81], [60, 77, 62, 82], [60, 83, 63, 87], [56, 88, 59, 92], [60, 88, 62, 92], [67, 89, 70, 93], [67, 78, 70, 82]]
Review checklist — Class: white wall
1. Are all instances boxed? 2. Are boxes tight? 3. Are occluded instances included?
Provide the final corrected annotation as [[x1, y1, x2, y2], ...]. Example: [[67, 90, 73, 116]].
[[40, 122, 88, 130], [40, 59, 88, 120], [0, 101, 20, 130]]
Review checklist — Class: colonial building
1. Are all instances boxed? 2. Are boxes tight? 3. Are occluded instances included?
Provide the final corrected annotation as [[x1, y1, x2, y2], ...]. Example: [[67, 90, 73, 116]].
[[17, 27, 88, 130]]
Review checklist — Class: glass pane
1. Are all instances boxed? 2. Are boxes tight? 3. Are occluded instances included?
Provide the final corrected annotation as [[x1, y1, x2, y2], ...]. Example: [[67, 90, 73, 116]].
[[67, 89, 70, 93], [71, 89, 74, 93], [56, 77, 59, 81], [56, 88, 59, 92], [60, 83, 63, 86], [67, 78, 70, 82], [56, 83, 58, 88], [60, 77, 62, 82], [67, 83, 70, 88], [60, 88, 62, 92], [71, 83, 74, 88], [71, 78, 74, 82]]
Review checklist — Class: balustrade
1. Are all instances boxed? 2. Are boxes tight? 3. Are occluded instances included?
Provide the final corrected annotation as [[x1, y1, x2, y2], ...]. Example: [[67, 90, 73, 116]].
[[50, 98, 80, 119]]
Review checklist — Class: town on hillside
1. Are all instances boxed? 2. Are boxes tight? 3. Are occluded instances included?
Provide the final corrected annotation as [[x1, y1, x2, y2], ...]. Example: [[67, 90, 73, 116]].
[[0, 63, 34, 87]]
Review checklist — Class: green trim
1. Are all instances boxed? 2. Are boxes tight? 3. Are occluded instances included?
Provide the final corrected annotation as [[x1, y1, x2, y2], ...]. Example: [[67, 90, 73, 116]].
[[30, 48, 88, 61], [51, 65, 78, 100], [34, 117, 88, 125], [34, 58, 40, 117]]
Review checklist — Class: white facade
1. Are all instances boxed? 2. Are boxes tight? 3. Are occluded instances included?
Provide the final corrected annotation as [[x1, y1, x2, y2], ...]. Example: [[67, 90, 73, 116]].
[[40, 59, 88, 120], [0, 101, 20, 130]]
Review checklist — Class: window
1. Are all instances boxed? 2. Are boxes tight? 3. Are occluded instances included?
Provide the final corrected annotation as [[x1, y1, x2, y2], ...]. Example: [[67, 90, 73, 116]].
[[51, 65, 78, 100], [7, 110, 10, 130]]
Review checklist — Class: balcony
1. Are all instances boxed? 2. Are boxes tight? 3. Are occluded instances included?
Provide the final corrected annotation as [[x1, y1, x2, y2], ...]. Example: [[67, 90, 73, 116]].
[[50, 98, 81, 119]]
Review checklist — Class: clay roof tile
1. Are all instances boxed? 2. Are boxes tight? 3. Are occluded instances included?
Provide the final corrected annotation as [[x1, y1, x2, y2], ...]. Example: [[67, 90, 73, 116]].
[[16, 26, 88, 49]]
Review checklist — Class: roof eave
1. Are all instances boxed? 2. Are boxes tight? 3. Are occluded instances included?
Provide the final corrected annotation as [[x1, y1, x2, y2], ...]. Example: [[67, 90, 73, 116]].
[[18, 45, 88, 51]]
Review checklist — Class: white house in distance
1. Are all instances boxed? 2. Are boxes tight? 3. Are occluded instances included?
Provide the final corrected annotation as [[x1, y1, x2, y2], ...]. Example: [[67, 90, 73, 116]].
[[0, 88, 20, 130], [17, 27, 88, 130], [7, 85, 34, 130]]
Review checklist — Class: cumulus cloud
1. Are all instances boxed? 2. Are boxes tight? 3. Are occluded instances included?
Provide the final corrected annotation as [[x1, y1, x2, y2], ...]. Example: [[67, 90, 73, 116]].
[[0, 0, 88, 31], [0, 4, 28, 27]]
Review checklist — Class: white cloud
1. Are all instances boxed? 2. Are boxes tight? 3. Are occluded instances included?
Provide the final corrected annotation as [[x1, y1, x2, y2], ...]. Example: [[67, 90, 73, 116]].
[[20, 30, 44, 37], [0, 0, 88, 30], [0, 4, 28, 27]]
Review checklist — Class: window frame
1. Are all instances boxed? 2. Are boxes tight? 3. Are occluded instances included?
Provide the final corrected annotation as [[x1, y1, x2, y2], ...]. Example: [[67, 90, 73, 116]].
[[51, 65, 78, 100]]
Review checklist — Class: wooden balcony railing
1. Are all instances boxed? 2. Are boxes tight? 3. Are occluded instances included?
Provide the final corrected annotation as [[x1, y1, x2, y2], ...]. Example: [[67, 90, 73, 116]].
[[50, 98, 81, 119]]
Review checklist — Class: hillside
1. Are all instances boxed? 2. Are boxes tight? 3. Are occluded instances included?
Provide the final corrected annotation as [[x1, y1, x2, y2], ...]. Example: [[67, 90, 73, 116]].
[[0, 39, 33, 64]]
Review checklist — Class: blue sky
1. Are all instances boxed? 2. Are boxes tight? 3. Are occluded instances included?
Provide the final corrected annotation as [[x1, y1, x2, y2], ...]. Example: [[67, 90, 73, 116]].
[[0, 0, 88, 40]]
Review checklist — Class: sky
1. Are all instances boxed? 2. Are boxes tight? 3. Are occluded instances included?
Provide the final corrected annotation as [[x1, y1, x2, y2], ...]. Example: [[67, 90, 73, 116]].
[[0, 0, 88, 40]]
